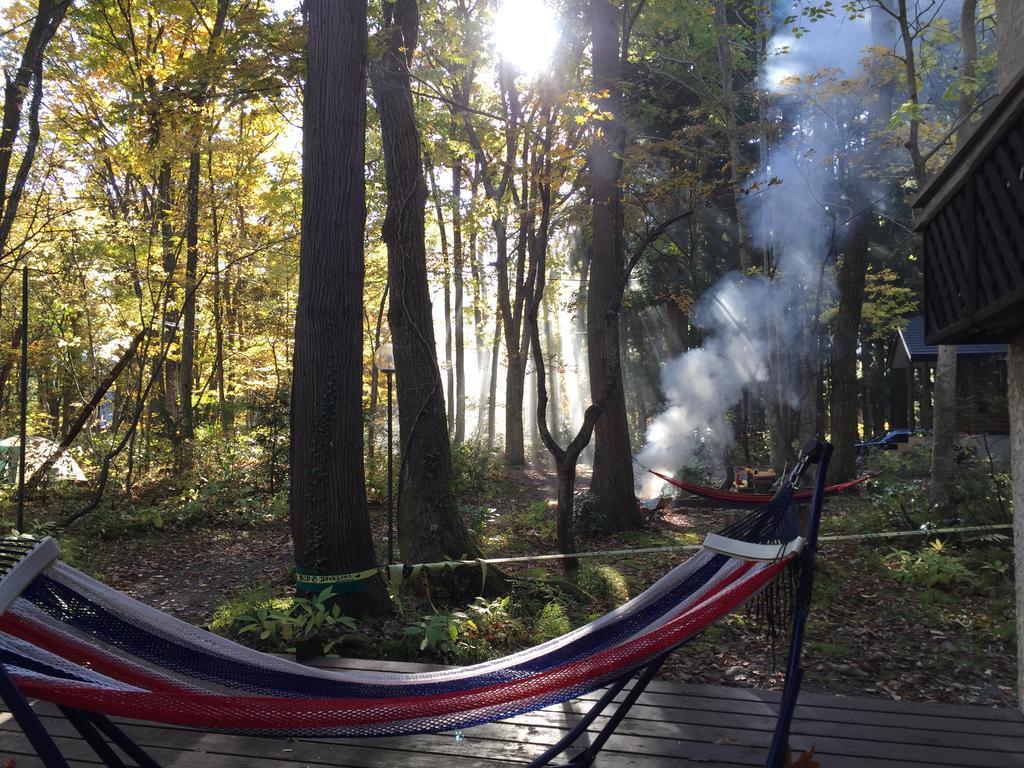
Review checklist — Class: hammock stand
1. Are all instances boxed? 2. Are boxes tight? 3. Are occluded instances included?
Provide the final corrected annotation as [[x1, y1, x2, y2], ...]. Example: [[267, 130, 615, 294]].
[[0, 441, 832, 768]]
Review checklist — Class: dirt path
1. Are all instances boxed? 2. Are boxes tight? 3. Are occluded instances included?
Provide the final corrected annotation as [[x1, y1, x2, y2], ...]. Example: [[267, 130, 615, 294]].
[[86, 524, 294, 625]]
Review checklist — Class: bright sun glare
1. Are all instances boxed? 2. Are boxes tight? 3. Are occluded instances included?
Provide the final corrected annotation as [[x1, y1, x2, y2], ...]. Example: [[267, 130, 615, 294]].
[[492, 0, 560, 76]]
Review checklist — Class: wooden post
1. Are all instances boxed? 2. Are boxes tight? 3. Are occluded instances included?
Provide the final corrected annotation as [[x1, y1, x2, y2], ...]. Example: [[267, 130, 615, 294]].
[[1010, 332, 1024, 713], [996, 0, 1024, 712]]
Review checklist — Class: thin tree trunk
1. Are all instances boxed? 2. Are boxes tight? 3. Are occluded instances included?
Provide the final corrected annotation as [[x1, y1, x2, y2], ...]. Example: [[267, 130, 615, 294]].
[[209, 146, 230, 434], [426, 162, 455, 435], [367, 284, 388, 462], [958, 0, 979, 147], [155, 158, 182, 451], [895, 0, 927, 183], [487, 311, 502, 447], [0, 324, 24, 410], [28, 330, 146, 490], [452, 163, 466, 444], [543, 296, 560, 439], [930, 343, 958, 509], [928, 0, 979, 507], [0, 0, 69, 230], [462, 68, 525, 464]]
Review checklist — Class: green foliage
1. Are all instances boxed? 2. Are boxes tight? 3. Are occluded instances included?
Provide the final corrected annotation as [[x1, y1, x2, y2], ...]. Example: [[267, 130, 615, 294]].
[[402, 595, 526, 664], [576, 564, 630, 607], [236, 587, 358, 654], [404, 611, 465, 657], [860, 268, 918, 341], [865, 442, 1011, 530], [209, 580, 279, 635], [533, 600, 571, 643], [886, 539, 978, 592], [451, 439, 503, 497]]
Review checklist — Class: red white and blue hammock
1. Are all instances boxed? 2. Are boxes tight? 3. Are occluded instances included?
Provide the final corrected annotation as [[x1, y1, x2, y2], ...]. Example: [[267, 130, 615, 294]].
[[0, 441, 833, 768]]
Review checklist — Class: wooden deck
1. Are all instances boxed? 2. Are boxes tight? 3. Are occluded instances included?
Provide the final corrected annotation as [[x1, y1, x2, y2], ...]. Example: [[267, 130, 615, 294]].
[[1, 657, 1022, 767]]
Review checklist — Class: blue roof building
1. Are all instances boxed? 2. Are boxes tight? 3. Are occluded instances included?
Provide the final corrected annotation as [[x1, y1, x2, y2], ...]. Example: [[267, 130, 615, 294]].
[[890, 317, 1009, 434]]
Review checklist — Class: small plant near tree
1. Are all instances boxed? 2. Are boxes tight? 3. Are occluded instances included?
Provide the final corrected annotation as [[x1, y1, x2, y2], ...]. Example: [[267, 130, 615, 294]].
[[237, 588, 358, 654]]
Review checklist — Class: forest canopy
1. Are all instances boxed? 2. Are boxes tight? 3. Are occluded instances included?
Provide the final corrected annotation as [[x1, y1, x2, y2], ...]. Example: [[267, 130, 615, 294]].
[[0, 0, 999, 549]]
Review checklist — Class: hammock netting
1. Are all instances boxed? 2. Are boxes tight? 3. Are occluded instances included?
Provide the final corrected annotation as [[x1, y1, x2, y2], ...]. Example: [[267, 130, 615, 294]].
[[644, 467, 869, 506], [0, 488, 803, 739]]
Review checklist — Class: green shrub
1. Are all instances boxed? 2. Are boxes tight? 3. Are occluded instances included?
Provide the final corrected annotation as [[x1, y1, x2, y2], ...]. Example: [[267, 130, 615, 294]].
[[533, 601, 571, 643], [451, 439, 503, 496], [576, 564, 630, 606], [886, 540, 978, 592], [234, 587, 358, 654], [403, 595, 528, 664], [209, 580, 279, 635], [866, 441, 1011, 529]]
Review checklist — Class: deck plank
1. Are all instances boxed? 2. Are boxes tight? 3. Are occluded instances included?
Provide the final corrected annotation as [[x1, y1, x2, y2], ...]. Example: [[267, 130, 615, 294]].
[[1, 657, 1021, 767]]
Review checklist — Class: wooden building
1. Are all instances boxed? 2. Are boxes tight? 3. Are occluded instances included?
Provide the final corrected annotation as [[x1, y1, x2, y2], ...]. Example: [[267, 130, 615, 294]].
[[913, 0, 1024, 709], [890, 317, 1009, 434]]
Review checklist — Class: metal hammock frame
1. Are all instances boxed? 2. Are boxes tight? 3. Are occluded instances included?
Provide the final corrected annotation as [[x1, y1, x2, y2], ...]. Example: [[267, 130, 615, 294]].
[[0, 441, 832, 768]]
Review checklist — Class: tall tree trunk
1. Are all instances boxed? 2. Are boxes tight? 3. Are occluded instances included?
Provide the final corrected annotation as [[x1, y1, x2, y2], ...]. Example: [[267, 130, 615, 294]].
[[290, 0, 388, 612], [543, 296, 561, 439], [452, 163, 466, 444], [487, 311, 502, 448], [588, 0, 639, 531], [156, 160, 181, 451], [179, 0, 231, 466], [367, 285, 388, 462], [180, 149, 200, 469], [209, 146, 230, 434], [463, 67, 525, 465], [469, 185, 490, 434], [958, 0, 979, 147], [426, 162, 455, 435], [370, 0, 486, 568], [828, 195, 871, 483], [895, 0, 927, 183], [495, 218, 526, 465], [712, 0, 755, 271]]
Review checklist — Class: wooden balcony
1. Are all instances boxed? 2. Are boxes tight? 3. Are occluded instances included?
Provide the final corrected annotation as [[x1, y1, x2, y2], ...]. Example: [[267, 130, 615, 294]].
[[3, 656, 1024, 767], [914, 69, 1024, 345]]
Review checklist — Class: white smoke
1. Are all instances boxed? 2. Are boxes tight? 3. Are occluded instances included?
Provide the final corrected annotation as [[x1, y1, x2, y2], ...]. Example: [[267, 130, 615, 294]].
[[635, 8, 877, 498]]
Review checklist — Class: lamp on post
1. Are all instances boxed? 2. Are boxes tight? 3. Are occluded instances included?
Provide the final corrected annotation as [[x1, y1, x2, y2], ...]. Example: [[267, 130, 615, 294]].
[[374, 343, 396, 565]]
